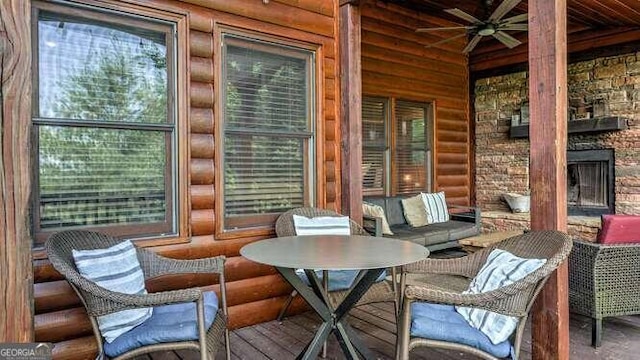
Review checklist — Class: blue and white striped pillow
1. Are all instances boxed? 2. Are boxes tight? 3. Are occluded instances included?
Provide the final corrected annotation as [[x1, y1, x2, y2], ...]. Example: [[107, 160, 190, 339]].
[[73, 240, 152, 343], [292, 214, 351, 235], [456, 249, 546, 345], [421, 191, 450, 224]]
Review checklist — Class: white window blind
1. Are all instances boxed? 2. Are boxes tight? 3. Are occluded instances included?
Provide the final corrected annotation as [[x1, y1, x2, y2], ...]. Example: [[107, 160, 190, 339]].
[[34, 8, 175, 241], [222, 35, 314, 229], [394, 101, 429, 195], [362, 97, 387, 195]]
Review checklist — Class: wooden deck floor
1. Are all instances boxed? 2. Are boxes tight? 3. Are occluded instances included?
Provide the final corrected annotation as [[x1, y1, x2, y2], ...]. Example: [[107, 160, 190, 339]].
[[143, 302, 640, 359]]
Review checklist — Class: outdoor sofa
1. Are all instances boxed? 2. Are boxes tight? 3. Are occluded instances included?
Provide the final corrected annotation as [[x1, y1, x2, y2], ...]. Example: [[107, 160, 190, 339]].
[[363, 195, 481, 252]]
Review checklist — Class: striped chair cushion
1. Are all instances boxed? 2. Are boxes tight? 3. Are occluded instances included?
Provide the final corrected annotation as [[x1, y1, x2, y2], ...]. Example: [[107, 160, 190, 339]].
[[456, 249, 546, 345], [421, 191, 450, 224], [73, 240, 152, 343], [293, 214, 351, 235]]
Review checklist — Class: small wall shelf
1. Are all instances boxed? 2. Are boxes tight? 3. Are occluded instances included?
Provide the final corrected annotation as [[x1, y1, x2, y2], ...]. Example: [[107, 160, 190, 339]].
[[509, 116, 629, 138]]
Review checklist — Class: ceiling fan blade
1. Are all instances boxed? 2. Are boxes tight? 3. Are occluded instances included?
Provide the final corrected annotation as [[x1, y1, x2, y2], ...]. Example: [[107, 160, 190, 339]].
[[425, 32, 467, 48], [488, 0, 522, 22], [416, 26, 474, 32], [500, 23, 528, 31], [463, 35, 482, 54], [492, 31, 522, 48], [502, 13, 528, 24], [444, 8, 483, 24]]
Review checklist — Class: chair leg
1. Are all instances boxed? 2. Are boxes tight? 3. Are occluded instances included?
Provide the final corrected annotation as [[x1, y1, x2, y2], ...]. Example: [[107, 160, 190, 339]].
[[224, 328, 231, 360], [277, 290, 297, 322], [322, 270, 329, 359], [592, 317, 603, 348], [396, 298, 412, 360]]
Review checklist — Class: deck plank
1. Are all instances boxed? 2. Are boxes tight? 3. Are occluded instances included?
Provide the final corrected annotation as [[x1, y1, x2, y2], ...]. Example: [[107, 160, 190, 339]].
[[146, 302, 640, 360]]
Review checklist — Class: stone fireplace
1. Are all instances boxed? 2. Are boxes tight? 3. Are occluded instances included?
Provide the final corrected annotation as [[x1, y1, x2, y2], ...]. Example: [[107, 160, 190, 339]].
[[474, 52, 640, 241]]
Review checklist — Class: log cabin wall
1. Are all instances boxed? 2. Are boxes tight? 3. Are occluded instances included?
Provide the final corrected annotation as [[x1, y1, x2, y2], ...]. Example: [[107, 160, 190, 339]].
[[32, 0, 340, 358], [360, 0, 472, 205]]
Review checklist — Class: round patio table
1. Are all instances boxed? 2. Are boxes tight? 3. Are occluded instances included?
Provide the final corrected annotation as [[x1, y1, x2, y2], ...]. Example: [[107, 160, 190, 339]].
[[241, 234, 429, 360]]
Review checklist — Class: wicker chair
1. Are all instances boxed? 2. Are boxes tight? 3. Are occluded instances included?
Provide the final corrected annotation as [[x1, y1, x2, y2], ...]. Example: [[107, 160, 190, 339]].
[[397, 230, 572, 360], [569, 240, 640, 347], [274, 207, 398, 321], [45, 230, 231, 360]]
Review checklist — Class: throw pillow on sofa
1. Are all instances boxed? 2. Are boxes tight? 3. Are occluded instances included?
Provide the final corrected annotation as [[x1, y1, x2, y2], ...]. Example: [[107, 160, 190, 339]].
[[363, 202, 394, 235], [421, 191, 450, 224], [401, 194, 429, 227]]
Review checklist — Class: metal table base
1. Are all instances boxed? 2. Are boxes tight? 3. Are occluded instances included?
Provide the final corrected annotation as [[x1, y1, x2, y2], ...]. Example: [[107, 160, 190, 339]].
[[276, 267, 386, 360]]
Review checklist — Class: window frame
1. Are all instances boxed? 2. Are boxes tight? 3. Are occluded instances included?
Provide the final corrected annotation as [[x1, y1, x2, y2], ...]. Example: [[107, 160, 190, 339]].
[[214, 25, 321, 239], [30, 0, 190, 250], [362, 95, 435, 196]]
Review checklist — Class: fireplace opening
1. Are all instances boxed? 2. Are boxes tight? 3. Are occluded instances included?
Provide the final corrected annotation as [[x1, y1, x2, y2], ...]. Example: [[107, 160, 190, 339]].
[[567, 149, 615, 216]]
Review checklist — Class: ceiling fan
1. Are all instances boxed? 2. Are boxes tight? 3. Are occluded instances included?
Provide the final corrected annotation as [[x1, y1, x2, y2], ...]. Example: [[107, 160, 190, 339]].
[[415, 0, 527, 54]]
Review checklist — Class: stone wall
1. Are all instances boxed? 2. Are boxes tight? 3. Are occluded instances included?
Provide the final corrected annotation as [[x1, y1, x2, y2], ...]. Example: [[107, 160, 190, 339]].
[[474, 52, 640, 239]]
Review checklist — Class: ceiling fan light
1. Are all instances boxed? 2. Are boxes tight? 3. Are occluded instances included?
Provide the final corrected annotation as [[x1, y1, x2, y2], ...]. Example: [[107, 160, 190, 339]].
[[478, 25, 496, 36]]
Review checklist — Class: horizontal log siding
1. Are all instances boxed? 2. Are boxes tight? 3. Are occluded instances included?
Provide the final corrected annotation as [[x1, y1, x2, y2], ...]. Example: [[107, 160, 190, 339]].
[[360, 1, 471, 205], [33, 0, 339, 358]]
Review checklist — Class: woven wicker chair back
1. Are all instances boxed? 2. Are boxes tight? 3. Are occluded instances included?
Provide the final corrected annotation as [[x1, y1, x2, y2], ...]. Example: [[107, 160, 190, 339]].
[[275, 207, 368, 237]]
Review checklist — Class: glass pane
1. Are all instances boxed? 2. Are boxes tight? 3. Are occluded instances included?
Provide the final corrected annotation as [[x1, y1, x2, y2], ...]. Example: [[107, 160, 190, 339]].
[[395, 101, 428, 194], [567, 162, 608, 207], [362, 97, 387, 194], [38, 126, 168, 230], [363, 151, 384, 194], [224, 135, 305, 219], [363, 98, 386, 148], [38, 11, 168, 123], [225, 38, 310, 133]]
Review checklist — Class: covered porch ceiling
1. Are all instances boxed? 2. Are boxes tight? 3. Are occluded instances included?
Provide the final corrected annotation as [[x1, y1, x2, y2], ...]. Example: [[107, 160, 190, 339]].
[[385, 0, 640, 74]]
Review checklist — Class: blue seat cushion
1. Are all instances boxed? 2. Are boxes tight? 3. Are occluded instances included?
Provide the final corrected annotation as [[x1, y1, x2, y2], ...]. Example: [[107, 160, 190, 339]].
[[104, 291, 218, 357], [410, 302, 513, 359], [296, 269, 387, 291]]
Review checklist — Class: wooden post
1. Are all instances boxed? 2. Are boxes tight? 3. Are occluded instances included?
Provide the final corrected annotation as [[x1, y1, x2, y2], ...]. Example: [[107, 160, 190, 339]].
[[339, 0, 363, 223], [0, 0, 34, 343], [528, 0, 569, 359]]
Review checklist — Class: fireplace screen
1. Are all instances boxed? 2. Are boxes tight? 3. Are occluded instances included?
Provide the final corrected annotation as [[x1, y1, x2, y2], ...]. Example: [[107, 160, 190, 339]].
[[567, 150, 614, 216]]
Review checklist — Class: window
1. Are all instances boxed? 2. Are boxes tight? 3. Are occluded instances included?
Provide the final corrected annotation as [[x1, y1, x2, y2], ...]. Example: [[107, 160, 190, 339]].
[[32, 2, 178, 244], [362, 97, 433, 196], [220, 33, 315, 231]]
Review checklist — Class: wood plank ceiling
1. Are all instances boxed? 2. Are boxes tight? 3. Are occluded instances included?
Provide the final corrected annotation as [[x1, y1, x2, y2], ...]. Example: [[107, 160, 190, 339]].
[[386, 0, 640, 73]]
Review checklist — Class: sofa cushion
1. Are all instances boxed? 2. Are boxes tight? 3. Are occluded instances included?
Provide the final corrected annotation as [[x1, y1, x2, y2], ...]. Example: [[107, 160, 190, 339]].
[[411, 302, 512, 358], [597, 214, 640, 244], [388, 224, 430, 246], [413, 224, 452, 246], [447, 221, 479, 241], [422, 192, 450, 224], [103, 291, 218, 358], [362, 202, 394, 235], [384, 197, 407, 226], [401, 194, 429, 227]]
